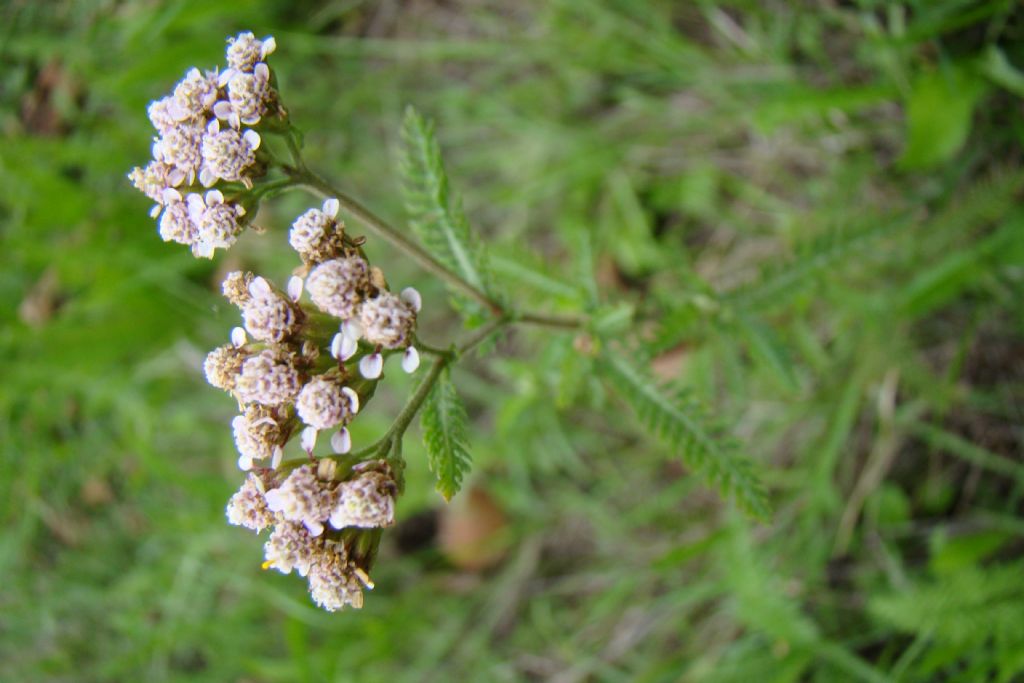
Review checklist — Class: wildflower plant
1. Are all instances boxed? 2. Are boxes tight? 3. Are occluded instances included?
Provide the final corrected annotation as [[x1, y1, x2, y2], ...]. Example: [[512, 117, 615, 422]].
[[129, 31, 769, 612]]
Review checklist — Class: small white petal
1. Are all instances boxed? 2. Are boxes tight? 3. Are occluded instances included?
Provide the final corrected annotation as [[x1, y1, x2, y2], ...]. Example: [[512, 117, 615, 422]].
[[231, 326, 247, 347], [149, 204, 161, 219], [330, 332, 344, 359], [264, 489, 283, 512], [207, 119, 221, 134], [243, 129, 261, 150], [218, 69, 235, 87], [194, 242, 215, 258], [161, 187, 182, 204], [400, 287, 422, 312], [359, 353, 383, 380], [271, 446, 284, 469], [330, 428, 351, 454], [342, 319, 363, 341], [262, 37, 277, 56], [304, 519, 324, 537], [287, 275, 304, 302], [339, 335, 358, 361], [199, 168, 216, 188], [229, 112, 241, 130], [322, 198, 340, 218], [206, 189, 224, 206], [237, 454, 253, 471], [301, 426, 317, 453], [402, 346, 421, 374], [167, 169, 186, 186], [255, 62, 270, 81], [329, 508, 344, 530], [249, 276, 271, 298], [213, 100, 233, 120], [341, 387, 360, 414]]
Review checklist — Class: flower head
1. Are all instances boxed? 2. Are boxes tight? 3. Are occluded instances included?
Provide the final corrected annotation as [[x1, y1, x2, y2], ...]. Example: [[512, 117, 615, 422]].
[[359, 291, 417, 349], [215, 63, 273, 129], [225, 32, 276, 75], [263, 520, 319, 576], [153, 121, 204, 185], [242, 279, 302, 343], [264, 464, 333, 536], [329, 462, 397, 530], [204, 343, 250, 391], [172, 67, 219, 121], [222, 270, 255, 307], [307, 546, 367, 611], [226, 474, 275, 532], [295, 375, 359, 430], [186, 190, 246, 258], [232, 404, 288, 466], [199, 120, 261, 186], [306, 256, 371, 320], [289, 198, 345, 265], [235, 348, 302, 406]]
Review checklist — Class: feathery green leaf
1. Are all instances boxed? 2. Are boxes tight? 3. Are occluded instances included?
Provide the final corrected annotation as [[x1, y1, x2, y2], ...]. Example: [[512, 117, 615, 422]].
[[399, 106, 495, 320], [598, 351, 769, 517], [421, 366, 473, 501]]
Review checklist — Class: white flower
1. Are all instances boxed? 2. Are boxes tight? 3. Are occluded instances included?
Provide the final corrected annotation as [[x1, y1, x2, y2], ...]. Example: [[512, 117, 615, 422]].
[[222, 271, 254, 307], [295, 375, 358, 430], [232, 405, 286, 463], [199, 119, 260, 186], [307, 547, 367, 611], [242, 283, 302, 343], [153, 121, 204, 185], [226, 474, 275, 532], [264, 465, 333, 537], [215, 63, 272, 129], [204, 343, 249, 391], [157, 198, 198, 246], [289, 199, 345, 264], [186, 190, 246, 258], [359, 291, 417, 349], [305, 256, 371, 319], [147, 96, 179, 135], [128, 160, 185, 212], [224, 32, 276, 76], [235, 348, 302, 406], [329, 466, 396, 530], [172, 67, 219, 120], [263, 520, 319, 576]]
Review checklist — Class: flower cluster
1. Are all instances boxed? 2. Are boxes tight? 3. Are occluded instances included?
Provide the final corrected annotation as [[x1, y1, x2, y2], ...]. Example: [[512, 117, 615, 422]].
[[134, 31, 426, 613], [204, 195, 422, 475], [128, 32, 282, 257], [226, 460, 397, 610]]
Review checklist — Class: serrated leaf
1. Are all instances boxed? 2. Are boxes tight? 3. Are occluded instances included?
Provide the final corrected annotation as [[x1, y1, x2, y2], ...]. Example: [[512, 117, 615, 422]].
[[421, 366, 473, 501], [399, 106, 495, 321], [598, 351, 769, 517]]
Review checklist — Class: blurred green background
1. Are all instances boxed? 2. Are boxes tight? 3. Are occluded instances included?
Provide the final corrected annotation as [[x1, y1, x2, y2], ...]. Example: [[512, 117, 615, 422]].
[[2, 1, 1024, 681]]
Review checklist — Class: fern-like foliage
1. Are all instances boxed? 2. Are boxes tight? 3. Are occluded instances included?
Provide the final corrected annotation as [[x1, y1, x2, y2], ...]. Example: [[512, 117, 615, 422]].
[[723, 213, 914, 314], [421, 366, 473, 501], [870, 562, 1024, 680], [399, 106, 495, 320], [598, 351, 769, 517]]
